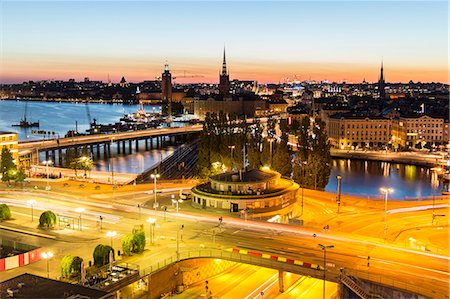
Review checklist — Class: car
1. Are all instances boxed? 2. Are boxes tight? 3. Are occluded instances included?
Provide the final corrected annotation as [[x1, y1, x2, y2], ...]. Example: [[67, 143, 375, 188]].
[[180, 190, 192, 200]]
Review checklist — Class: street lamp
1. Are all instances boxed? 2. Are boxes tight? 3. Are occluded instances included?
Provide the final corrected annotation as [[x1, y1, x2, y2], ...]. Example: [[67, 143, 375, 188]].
[[146, 217, 156, 245], [228, 145, 235, 170], [172, 197, 183, 213], [75, 207, 85, 231], [150, 172, 160, 213], [267, 138, 274, 167], [380, 187, 394, 240], [42, 160, 53, 191], [336, 175, 342, 213], [106, 231, 117, 249], [318, 244, 334, 299], [41, 251, 54, 278], [26, 199, 36, 222], [110, 138, 115, 186]]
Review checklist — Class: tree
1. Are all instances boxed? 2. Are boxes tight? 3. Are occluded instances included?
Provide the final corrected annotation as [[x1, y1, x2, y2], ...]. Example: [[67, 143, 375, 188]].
[[1, 147, 16, 183], [272, 132, 292, 177], [122, 230, 146, 255], [292, 117, 331, 190], [14, 167, 27, 184], [93, 244, 114, 267], [39, 210, 57, 229], [60, 255, 83, 278], [79, 156, 94, 178], [0, 204, 11, 221]]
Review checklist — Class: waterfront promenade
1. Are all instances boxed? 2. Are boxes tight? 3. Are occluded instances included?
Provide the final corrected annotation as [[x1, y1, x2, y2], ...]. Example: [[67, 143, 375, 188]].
[[331, 148, 447, 167]]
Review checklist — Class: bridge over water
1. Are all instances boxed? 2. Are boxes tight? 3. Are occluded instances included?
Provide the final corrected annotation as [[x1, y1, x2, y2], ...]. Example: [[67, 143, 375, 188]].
[[18, 125, 202, 166]]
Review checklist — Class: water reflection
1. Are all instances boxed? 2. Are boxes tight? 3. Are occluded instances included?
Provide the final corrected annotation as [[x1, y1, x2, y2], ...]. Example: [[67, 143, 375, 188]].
[[327, 159, 444, 200]]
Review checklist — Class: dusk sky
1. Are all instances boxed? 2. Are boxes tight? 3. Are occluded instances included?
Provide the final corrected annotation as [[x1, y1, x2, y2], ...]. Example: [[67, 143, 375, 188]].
[[1, 1, 448, 84]]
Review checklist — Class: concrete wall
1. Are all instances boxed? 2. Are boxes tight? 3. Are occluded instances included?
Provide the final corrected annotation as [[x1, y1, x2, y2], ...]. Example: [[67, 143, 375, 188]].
[[143, 258, 236, 299]]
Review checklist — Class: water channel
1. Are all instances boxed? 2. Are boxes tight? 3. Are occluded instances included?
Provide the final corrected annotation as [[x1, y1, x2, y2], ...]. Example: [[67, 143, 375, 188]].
[[0, 100, 444, 199]]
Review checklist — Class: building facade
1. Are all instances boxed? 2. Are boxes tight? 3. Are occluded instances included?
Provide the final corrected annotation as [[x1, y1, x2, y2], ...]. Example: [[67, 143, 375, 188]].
[[401, 115, 445, 147], [191, 169, 299, 218], [326, 115, 405, 149]]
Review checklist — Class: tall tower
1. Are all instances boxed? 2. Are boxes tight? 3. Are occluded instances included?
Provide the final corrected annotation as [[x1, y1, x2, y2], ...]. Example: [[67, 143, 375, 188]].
[[218, 48, 230, 95], [378, 61, 385, 99], [161, 63, 173, 121]]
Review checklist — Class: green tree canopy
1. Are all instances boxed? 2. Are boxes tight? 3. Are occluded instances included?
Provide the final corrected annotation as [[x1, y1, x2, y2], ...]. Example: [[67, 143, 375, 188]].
[[1, 147, 17, 183], [39, 210, 57, 229], [93, 244, 114, 267], [0, 204, 11, 221], [122, 230, 146, 256], [60, 255, 83, 278], [292, 117, 331, 190]]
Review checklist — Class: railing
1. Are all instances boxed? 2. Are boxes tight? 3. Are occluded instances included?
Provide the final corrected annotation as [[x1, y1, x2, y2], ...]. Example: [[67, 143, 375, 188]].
[[137, 248, 434, 298], [340, 272, 384, 299], [140, 249, 324, 279], [342, 268, 430, 298]]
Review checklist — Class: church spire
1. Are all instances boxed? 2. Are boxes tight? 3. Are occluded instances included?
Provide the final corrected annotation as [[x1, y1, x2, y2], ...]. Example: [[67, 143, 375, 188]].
[[378, 59, 386, 98], [379, 60, 384, 82], [222, 47, 227, 75]]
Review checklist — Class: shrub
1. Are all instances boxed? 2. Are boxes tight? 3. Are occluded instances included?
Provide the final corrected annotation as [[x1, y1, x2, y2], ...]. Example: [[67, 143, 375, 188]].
[[39, 210, 57, 229], [121, 234, 134, 256], [61, 255, 83, 278], [93, 244, 114, 267], [121, 231, 146, 256], [0, 204, 11, 221]]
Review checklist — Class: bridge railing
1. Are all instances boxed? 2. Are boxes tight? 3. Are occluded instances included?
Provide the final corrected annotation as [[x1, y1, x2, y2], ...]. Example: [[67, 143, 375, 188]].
[[140, 249, 324, 279], [343, 268, 429, 298]]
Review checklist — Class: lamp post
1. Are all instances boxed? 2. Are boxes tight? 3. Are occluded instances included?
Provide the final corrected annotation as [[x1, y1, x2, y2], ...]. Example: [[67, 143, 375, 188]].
[[41, 251, 54, 278], [106, 231, 117, 249], [110, 138, 115, 186], [150, 172, 160, 213], [336, 175, 342, 213], [42, 160, 53, 191], [228, 145, 235, 170], [267, 138, 274, 167], [146, 217, 156, 245], [26, 199, 36, 222], [75, 207, 85, 231], [318, 244, 334, 299], [380, 187, 393, 240], [172, 197, 183, 213]]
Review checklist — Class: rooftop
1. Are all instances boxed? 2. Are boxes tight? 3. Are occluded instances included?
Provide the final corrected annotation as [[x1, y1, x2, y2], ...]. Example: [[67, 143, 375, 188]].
[[210, 169, 278, 183], [0, 131, 17, 135], [0, 273, 111, 299]]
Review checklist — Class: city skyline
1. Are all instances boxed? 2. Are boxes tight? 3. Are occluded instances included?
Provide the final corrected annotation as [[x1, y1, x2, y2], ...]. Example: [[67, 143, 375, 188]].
[[1, 1, 448, 84]]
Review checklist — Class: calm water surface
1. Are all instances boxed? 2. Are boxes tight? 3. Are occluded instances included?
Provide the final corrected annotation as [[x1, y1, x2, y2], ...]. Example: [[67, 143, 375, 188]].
[[326, 159, 444, 200], [0, 100, 443, 199]]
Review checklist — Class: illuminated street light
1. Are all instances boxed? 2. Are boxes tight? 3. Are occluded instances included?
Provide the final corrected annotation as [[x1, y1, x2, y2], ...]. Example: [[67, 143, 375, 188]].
[[380, 187, 394, 240], [26, 199, 37, 222], [150, 172, 160, 213], [75, 207, 85, 231], [106, 231, 117, 249], [228, 145, 235, 170], [146, 217, 156, 244], [41, 251, 54, 278], [172, 196, 183, 213], [318, 244, 334, 299], [336, 175, 342, 213], [42, 160, 53, 191], [267, 138, 274, 166]]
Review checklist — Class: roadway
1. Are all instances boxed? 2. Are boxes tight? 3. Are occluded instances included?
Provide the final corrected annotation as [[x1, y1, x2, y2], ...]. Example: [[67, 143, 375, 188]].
[[0, 187, 448, 298], [171, 264, 336, 299]]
